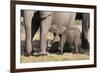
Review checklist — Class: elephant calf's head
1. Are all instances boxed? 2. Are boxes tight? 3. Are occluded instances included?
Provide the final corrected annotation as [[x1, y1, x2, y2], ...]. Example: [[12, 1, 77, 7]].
[[50, 24, 66, 34]]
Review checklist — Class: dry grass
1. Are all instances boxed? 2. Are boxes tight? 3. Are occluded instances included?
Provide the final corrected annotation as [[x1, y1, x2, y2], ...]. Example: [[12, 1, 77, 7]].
[[21, 53, 89, 63]]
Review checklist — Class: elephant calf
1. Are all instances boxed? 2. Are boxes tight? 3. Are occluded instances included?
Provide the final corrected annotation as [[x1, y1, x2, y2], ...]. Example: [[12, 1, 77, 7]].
[[52, 27, 82, 54]]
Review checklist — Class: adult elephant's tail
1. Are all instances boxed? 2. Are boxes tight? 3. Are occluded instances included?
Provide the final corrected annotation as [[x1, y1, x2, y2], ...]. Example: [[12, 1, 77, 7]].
[[31, 11, 41, 40]]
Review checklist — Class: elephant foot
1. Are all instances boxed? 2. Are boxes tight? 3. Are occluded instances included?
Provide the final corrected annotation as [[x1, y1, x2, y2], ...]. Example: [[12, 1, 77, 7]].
[[39, 52, 48, 56], [24, 52, 33, 57], [24, 53, 32, 57], [57, 51, 63, 55], [32, 52, 41, 56]]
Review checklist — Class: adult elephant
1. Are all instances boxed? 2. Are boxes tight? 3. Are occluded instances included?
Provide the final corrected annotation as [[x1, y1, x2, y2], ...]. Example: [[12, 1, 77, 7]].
[[23, 10, 76, 56]]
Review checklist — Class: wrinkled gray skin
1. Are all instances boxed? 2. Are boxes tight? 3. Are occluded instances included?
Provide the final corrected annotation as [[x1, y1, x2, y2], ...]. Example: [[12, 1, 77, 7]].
[[24, 9, 89, 56], [59, 27, 81, 54], [24, 10, 76, 56], [51, 13, 90, 54]]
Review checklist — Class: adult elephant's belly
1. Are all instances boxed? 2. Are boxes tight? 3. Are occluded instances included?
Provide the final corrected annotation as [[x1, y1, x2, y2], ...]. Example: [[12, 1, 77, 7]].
[[52, 12, 75, 26]]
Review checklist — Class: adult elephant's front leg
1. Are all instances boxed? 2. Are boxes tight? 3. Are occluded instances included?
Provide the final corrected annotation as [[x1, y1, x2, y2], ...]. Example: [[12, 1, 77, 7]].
[[24, 11, 35, 56], [40, 15, 52, 55]]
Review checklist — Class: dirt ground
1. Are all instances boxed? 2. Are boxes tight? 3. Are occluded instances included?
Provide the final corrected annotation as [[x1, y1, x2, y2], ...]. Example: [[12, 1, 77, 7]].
[[21, 53, 89, 63]]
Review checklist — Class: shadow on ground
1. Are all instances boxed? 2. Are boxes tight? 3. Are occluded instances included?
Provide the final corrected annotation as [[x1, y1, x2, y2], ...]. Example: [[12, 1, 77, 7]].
[[21, 40, 88, 55]]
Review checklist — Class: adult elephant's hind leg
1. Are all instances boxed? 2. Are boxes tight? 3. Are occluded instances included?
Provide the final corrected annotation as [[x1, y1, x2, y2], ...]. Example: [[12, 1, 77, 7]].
[[24, 10, 35, 56], [40, 15, 52, 55]]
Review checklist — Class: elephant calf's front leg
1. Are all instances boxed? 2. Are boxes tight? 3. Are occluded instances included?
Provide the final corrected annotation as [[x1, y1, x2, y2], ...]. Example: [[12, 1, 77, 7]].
[[60, 36, 66, 54]]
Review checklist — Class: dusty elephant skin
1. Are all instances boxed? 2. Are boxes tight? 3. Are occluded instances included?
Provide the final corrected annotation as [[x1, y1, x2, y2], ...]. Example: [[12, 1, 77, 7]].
[[51, 13, 90, 54], [24, 11, 76, 56], [60, 27, 82, 54], [23, 10, 89, 56], [51, 26, 82, 54]]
